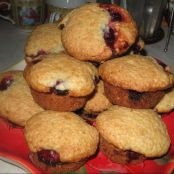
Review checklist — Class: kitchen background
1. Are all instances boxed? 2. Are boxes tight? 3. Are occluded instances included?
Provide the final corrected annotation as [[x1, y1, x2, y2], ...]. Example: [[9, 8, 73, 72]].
[[0, 0, 174, 71]]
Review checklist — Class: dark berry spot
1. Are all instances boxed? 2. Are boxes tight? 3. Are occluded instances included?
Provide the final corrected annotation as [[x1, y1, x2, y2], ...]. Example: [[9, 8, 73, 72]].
[[37, 50, 46, 56], [104, 27, 115, 50], [37, 149, 60, 166], [85, 113, 98, 119], [89, 61, 100, 68], [59, 24, 65, 30], [94, 76, 100, 86], [75, 108, 84, 115], [132, 44, 141, 54], [127, 150, 140, 161], [111, 50, 117, 58], [50, 88, 69, 96], [109, 11, 122, 22], [32, 59, 42, 64], [122, 41, 129, 49], [99, 4, 123, 22], [0, 75, 13, 91], [50, 81, 69, 96], [128, 90, 144, 101], [7, 120, 23, 129], [30, 50, 47, 59]]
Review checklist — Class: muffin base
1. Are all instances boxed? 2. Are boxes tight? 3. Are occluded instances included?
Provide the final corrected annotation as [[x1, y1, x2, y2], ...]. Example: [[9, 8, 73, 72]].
[[31, 88, 87, 112], [29, 152, 87, 173], [104, 81, 165, 109], [100, 136, 145, 164]]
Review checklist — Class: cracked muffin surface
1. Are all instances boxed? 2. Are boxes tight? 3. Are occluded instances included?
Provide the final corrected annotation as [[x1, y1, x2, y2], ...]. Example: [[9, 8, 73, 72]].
[[59, 3, 137, 62]]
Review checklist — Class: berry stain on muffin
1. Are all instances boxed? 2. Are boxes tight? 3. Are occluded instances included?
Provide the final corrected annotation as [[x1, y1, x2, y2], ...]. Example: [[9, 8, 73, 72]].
[[100, 3, 130, 56], [37, 149, 60, 166], [50, 81, 69, 96], [30, 50, 47, 64], [0, 75, 13, 91], [128, 90, 144, 101], [30, 50, 47, 59], [94, 76, 100, 86], [104, 27, 115, 50], [100, 4, 124, 22]]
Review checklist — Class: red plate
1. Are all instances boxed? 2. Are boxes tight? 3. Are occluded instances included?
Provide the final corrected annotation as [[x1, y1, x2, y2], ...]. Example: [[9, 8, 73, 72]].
[[0, 112, 174, 174]]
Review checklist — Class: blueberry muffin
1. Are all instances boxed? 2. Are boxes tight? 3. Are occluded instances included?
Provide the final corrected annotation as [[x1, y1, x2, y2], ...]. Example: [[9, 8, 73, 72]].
[[96, 105, 170, 164], [0, 71, 43, 126], [99, 54, 174, 109], [25, 110, 99, 173], [25, 23, 64, 64], [25, 53, 98, 111], [155, 87, 174, 113], [77, 80, 112, 122], [58, 3, 137, 62]]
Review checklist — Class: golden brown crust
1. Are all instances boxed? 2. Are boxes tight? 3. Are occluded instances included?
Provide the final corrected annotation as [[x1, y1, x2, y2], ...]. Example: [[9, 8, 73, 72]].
[[0, 71, 43, 126], [155, 87, 174, 113], [99, 55, 174, 92], [30, 88, 87, 112], [25, 23, 64, 63], [59, 3, 137, 62], [103, 81, 165, 109], [25, 111, 99, 162], [96, 105, 170, 157], [25, 53, 98, 97], [84, 80, 112, 113]]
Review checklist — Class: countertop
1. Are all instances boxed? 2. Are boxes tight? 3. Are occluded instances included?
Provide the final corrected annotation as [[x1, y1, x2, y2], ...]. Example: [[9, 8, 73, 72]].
[[0, 18, 174, 173]]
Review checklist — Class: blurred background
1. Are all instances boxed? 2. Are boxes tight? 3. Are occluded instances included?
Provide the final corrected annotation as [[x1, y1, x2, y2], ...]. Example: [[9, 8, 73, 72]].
[[0, 0, 174, 71]]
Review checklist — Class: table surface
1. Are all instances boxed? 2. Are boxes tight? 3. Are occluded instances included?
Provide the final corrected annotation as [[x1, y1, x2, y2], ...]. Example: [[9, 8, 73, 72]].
[[0, 18, 174, 173]]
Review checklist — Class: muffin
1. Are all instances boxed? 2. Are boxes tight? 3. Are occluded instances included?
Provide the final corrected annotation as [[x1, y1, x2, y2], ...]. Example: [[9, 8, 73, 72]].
[[155, 87, 174, 113], [77, 80, 112, 122], [25, 23, 64, 64], [58, 3, 137, 62], [25, 53, 98, 111], [0, 71, 43, 126], [99, 55, 174, 109], [25, 110, 99, 173], [96, 105, 170, 164], [129, 37, 145, 55]]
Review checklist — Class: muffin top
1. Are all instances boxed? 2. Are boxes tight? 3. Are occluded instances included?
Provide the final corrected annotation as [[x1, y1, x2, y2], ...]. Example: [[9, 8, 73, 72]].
[[59, 3, 137, 62], [96, 105, 170, 157], [84, 80, 112, 113], [0, 71, 43, 126], [25, 53, 98, 97], [25, 23, 64, 63], [99, 55, 174, 92], [155, 87, 174, 113], [25, 110, 99, 162]]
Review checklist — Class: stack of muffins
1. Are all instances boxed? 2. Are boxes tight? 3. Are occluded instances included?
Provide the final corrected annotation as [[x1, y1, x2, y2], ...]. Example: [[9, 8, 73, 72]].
[[0, 2, 174, 173]]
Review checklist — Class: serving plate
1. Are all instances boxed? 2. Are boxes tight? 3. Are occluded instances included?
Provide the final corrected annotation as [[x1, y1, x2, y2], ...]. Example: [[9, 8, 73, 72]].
[[0, 112, 174, 174], [0, 60, 174, 174]]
